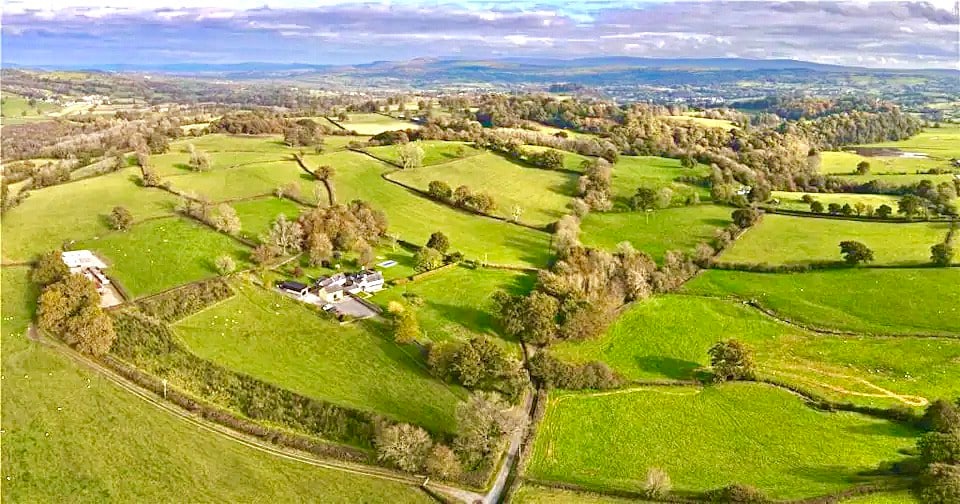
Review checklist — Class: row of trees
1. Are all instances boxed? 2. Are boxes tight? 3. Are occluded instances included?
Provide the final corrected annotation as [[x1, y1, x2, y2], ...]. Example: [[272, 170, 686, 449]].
[[425, 180, 497, 214]]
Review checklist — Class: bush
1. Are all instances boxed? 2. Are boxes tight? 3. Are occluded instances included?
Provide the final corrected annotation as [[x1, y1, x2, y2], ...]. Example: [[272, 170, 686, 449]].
[[708, 339, 756, 382], [375, 423, 432, 472], [32, 250, 69, 287], [215, 255, 236, 275], [922, 399, 960, 433], [705, 483, 769, 503], [644, 467, 672, 498]]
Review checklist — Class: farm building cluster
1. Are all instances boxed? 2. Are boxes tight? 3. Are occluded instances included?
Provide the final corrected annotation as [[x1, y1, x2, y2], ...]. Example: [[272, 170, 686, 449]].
[[61, 250, 123, 307], [278, 269, 385, 318]]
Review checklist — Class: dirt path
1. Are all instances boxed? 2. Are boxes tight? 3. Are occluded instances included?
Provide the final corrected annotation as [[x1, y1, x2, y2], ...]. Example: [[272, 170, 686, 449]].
[[766, 363, 928, 407]]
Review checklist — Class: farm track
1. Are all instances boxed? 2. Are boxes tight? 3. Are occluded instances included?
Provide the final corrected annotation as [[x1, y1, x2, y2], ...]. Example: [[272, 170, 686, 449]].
[[26, 326, 484, 503]]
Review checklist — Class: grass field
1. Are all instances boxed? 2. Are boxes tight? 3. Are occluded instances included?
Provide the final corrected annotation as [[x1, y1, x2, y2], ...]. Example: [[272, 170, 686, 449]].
[[610, 156, 710, 210], [151, 150, 290, 177], [77, 217, 252, 298], [843, 492, 919, 503], [580, 204, 732, 263], [0, 266, 432, 504], [831, 173, 957, 186], [771, 191, 902, 213], [389, 152, 578, 226], [718, 214, 949, 266], [665, 115, 737, 129], [1, 168, 177, 262], [374, 265, 535, 343], [231, 196, 306, 242], [275, 242, 419, 283], [550, 295, 960, 408], [683, 268, 960, 336], [174, 281, 466, 433], [858, 124, 960, 159], [327, 150, 553, 267], [818, 151, 945, 175], [528, 383, 917, 499], [334, 113, 419, 135], [1, 94, 59, 124], [363, 141, 483, 167], [166, 160, 321, 204]]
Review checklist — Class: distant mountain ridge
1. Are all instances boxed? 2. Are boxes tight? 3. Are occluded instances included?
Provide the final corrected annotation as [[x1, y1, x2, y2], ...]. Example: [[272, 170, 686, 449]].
[[9, 56, 957, 76]]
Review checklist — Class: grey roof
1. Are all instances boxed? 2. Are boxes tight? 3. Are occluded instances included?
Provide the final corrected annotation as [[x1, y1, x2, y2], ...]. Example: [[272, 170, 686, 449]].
[[280, 280, 308, 291]]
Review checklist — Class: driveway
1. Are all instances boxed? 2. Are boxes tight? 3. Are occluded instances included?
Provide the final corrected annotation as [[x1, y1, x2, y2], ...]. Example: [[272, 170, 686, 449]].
[[335, 297, 378, 319]]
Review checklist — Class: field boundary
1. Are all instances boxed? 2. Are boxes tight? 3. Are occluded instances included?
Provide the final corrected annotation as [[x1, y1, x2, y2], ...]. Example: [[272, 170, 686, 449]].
[[761, 207, 957, 223], [676, 291, 960, 339]]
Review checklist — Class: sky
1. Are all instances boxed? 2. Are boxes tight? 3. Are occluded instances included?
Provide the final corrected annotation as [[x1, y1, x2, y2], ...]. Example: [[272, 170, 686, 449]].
[[2, 1, 959, 69]]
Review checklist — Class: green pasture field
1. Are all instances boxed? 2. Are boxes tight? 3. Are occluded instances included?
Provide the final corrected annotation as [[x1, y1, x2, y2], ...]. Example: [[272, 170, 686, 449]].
[[842, 492, 919, 503], [580, 204, 732, 263], [174, 281, 466, 433], [528, 383, 917, 499], [718, 214, 949, 266], [818, 151, 944, 175], [0, 94, 59, 124], [77, 217, 252, 298], [513, 485, 650, 504], [389, 152, 578, 226], [770, 191, 902, 213], [231, 196, 306, 242], [609, 156, 710, 209], [363, 141, 483, 167], [334, 113, 419, 135], [151, 151, 290, 177], [0, 267, 432, 503], [830, 173, 957, 186], [174, 134, 289, 153], [522, 145, 590, 172], [492, 125, 594, 140], [683, 268, 960, 336], [550, 295, 960, 408], [858, 124, 960, 159], [665, 115, 737, 129], [166, 160, 320, 204], [324, 151, 552, 267], [374, 265, 535, 343], [1, 168, 177, 262]]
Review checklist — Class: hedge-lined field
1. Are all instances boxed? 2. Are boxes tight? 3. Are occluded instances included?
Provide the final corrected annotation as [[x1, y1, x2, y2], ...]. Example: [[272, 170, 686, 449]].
[[231, 196, 306, 242], [528, 383, 917, 500], [770, 191, 902, 213], [550, 295, 960, 408], [718, 214, 949, 266], [174, 281, 466, 433], [334, 113, 419, 135], [374, 265, 535, 344], [1, 168, 177, 262], [580, 204, 732, 263], [389, 152, 578, 226], [0, 267, 431, 504], [683, 268, 960, 336], [330, 151, 553, 267], [858, 124, 960, 159], [609, 156, 709, 210], [818, 150, 943, 175], [165, 160, 321, 204], [77, 217, 252, 298], [363, 140, 482, 166]]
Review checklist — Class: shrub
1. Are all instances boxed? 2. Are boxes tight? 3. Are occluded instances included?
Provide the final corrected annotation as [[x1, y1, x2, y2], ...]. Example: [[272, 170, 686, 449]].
[[922, 399, 960, 433], [375, 423, 432, 472], [414, 247, 444, 272], [705, 483, 769, 503], [32, 250, 70, 287], [108, 206, 134, 231], [918, 463, 960, 504], [644, 467, 672, 498], [839, 240, 874, 265], [918, 430, 960, 465], [215, 255, 236, 275], [528, 352, 622, 390]]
